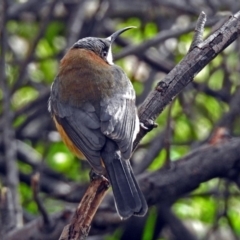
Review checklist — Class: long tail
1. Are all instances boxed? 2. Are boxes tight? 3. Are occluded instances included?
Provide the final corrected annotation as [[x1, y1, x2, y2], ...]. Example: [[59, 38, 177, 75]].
[[101, 140, 148, 219]]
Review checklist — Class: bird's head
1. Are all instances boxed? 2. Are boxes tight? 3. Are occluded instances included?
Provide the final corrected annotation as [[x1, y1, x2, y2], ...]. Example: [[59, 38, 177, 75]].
[[72, 26, 135, 65]]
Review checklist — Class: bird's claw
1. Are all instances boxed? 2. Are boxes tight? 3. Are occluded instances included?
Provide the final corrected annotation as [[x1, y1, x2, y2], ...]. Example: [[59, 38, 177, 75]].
[[140, 119, 158, 131]]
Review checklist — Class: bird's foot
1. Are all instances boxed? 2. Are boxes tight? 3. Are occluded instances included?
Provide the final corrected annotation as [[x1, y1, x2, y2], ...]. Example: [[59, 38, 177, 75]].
[[89, 169, 108, 182], [140, 119, 158, 131]]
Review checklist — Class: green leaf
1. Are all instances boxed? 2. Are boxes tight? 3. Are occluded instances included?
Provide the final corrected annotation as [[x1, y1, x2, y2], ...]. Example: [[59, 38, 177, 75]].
[[12, 86, 39, 109]]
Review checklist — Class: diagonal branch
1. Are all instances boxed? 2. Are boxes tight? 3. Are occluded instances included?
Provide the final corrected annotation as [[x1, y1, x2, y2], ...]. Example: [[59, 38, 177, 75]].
[[59, 174, 109, 240], [134, 10, 240, 149]]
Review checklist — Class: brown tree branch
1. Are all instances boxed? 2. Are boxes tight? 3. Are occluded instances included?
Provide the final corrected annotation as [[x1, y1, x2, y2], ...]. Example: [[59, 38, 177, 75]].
[[59, 174, 109, 240]]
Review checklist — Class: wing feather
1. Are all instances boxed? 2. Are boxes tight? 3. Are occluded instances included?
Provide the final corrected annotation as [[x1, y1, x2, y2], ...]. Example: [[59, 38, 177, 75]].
[[50, 91, 105, 172], [100, 67, 139, 160]]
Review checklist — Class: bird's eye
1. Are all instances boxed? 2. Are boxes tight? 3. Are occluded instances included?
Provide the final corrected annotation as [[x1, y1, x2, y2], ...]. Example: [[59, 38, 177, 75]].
[[102, 50, 107, 57]]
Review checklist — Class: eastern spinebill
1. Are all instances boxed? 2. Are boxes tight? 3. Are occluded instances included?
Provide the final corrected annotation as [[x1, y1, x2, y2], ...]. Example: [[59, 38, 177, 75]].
[[48, 27, 148, 219]]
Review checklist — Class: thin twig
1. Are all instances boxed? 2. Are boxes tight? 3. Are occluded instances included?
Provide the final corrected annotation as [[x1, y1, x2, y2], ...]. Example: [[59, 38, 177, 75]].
[[223, 181, 239, 240], [134, 130, 166, 174], [114, 15, 218, 61], [189, 11, 207, 51], [31, 173, 52, 227], [12, 0, 59, 93], [163, 102, 173, 168]]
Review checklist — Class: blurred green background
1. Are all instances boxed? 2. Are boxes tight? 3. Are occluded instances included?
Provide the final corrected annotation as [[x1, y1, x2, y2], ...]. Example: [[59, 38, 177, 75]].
[[1, 0, 240, 239]]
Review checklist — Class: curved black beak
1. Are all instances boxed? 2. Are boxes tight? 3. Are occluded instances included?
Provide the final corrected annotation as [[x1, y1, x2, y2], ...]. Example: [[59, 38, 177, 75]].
[[109, 26, 136, 43]]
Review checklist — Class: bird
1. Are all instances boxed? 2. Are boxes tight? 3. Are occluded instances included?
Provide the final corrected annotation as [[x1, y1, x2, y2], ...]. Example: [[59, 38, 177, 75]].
[[48, 27, 148, 219]]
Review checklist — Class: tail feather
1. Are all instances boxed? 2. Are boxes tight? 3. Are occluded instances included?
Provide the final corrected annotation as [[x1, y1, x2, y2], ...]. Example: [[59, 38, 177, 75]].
[[101, 140, 148, 219], [129, 166, 148, 216]]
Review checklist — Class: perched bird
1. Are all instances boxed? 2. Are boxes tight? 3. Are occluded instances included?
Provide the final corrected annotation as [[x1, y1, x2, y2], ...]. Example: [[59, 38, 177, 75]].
[[48, 27, 148, 219]]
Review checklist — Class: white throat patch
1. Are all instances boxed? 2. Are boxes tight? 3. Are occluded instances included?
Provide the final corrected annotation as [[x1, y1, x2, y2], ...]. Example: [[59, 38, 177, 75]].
[[106, 45, 113, 65]]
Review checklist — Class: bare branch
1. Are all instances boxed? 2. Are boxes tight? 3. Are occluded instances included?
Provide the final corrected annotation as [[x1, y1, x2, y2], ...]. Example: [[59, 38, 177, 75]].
[[139, 138, 240, 205], [59, 174, 109, 240], [134, 11, 240, 149]]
